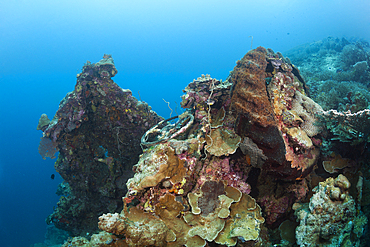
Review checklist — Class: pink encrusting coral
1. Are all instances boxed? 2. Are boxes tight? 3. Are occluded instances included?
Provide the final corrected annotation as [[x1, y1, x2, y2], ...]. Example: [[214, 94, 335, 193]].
[[258, 195, 291, 225], [197, 157, 251, 194]]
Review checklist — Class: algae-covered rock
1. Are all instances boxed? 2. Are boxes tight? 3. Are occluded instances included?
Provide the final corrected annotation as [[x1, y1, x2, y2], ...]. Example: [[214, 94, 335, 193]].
[[294, 174, 367, 246], [37, 113, 50, 131]]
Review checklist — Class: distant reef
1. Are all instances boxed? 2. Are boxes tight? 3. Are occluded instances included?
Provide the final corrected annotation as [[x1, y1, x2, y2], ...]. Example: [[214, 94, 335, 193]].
[[284, 36, 370, 112]]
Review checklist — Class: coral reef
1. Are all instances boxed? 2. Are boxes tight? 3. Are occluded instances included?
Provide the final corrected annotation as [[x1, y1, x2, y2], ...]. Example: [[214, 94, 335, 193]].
[[284, 37, 370, 246], [284, 37, 370, 111], [284, 37, 370, 84], [38, 46, 369, 246], [97, 182, 264, 247], [38, 55, 162, 235], [340, 43, 369, 70], [314, 80, 370, 112], [92, 48, 329, 246]]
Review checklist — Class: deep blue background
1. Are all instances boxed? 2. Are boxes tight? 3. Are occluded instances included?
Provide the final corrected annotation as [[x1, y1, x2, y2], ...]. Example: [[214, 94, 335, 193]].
[[0, 0, 369, 246]]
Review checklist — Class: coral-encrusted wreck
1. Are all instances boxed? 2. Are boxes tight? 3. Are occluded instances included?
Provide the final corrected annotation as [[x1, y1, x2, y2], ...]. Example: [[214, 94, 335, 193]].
[[39, 48, 368, 246], [37, 55, 162, 235], [94, 47, 327, 246]]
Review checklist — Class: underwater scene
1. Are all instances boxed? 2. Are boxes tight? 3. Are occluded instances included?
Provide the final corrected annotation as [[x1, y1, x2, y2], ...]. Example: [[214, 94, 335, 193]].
[[1, 1, 370, 247]]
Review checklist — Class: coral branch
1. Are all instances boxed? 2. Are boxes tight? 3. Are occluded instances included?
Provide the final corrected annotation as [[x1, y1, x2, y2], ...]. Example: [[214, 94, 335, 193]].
[[319, 109, 370, 143]]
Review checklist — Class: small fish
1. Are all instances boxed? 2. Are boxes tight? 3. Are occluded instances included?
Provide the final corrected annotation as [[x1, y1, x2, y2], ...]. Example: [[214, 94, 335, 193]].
[[51, 174, 55, 180], [206, 99, 215, 106]]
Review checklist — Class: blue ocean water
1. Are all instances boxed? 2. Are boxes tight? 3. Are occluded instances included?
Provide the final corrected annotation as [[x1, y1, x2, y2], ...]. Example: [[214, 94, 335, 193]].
[[0, 0, 369, 246]]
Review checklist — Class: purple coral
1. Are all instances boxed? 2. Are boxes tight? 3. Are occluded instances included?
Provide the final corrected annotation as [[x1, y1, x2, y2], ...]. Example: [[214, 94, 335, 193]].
[[198, 180, 225, 216], [270, 58, 283, 69], [38, 137, 58, 160], [258, 195, 291, 225]]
